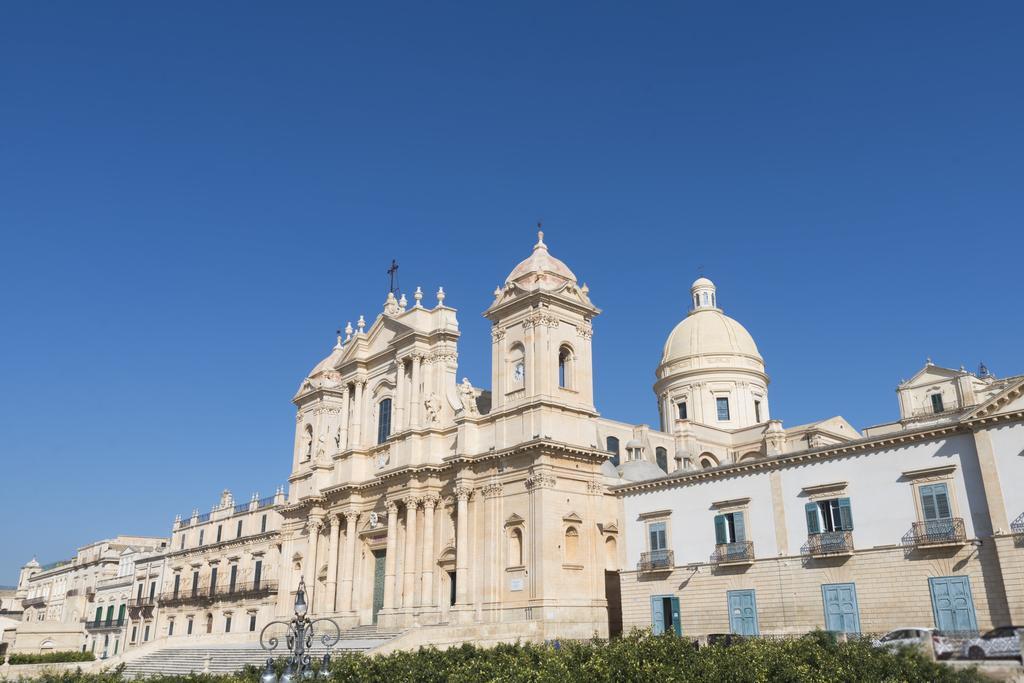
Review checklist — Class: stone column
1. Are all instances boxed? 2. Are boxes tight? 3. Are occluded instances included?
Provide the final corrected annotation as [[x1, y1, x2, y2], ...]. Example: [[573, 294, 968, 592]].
[[325, 515, 340, 613], [419, 495, 437, 608], [411, 354, 422, 427], [454, 485, 472, 606], [394, 357, 406, 432], [383, 501, 399, 610], [339, 511, 359, 613], [481, 483, 503, 610], [339, 385, 350, 450], [403, 497, 419, 609], [304, 518, 323, 613], [350, 380, 364, 447]]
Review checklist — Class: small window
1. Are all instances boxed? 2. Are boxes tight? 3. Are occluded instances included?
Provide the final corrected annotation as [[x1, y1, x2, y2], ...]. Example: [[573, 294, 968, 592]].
[[254, 560, 263, 589], [606, 437, 620, 467], [225, 616, 232, 633], [168, 619, 175, 636], [191, 571, 200, 597], [508, 528, 524, 567], [143, 624, 150, 642], [754, 400, 762, 423], [377, 398, 392, 444], [180, 535, 185, 550], [805, 498, 853, 533], [716, 397, 730, 421], [648, 521, 667, 551], [216, 525, 222, 543], [677, 401, 687, 420], [172, 574, 180, 598], [655, 447, 668, 473], [198, 529, 204, 546], [920, 483, 951, 521], [249, 614, 257, 632], [714, 512, 746, 544], [931, 394, 944, 414], [261, 514, 268, 533], [558, 346, 573, 389], [187, 618, 194, 635], [564, 527, 580, 564], [236, 519, 243, 538]]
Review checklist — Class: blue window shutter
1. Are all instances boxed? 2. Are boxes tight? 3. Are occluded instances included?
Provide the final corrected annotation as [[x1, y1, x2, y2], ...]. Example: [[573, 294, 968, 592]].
[[920, 485, 938, 520], [670, 596, 682, 635], [805, 502, 821, 534], [714, 515, 727, 544], [838, 498, 853, 531], [732, 512, 746, 542], [933, 483, 951, 519]]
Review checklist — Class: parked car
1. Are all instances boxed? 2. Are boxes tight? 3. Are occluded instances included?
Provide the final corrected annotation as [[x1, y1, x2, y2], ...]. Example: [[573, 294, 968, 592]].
[[961, 626, 1022, 662], [872, 628, 955, 659]]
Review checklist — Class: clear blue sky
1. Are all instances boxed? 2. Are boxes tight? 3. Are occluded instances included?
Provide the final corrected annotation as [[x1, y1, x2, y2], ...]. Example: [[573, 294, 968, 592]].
[[1, 2, 1021, 584]]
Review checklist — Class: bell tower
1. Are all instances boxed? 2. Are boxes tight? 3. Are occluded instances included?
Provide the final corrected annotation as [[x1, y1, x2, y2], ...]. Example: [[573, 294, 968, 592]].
[[484, 231, 600, 415]]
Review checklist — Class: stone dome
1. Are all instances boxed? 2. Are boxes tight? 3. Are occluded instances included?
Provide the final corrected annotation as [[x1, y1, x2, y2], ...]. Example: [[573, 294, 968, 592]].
[[661, 278, 761, 365], [505, 231, 577, 291], [620, 459, 667, 482]]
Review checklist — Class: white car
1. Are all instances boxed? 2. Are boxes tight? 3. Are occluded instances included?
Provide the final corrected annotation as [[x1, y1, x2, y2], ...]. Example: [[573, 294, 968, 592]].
[[961, 626, 1022, 662], [872, 628, 955, 660]]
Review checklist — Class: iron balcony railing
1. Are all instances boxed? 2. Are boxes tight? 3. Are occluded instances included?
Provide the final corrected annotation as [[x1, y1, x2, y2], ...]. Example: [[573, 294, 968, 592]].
[[807, 531, 854, 556], [710, 541, 755, 565], [195, 512, 211, 524], [21, 596, 46, 608], [128, 596, 157, 609], [85, 619, 125, 631], [159, 579, 278, 607], [1011, 512, 1024, 537], [256, 496, 275, 509], [637, 549, 674, 573], [907, 518, 966, 546]]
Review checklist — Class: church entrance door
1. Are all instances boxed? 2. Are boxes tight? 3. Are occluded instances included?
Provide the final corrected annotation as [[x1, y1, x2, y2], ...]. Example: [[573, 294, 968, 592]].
[[371, 550, 386, 624]]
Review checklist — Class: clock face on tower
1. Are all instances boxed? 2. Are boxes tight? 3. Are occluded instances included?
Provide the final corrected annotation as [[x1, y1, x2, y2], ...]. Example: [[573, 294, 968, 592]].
[[513, 362, 525, 384]]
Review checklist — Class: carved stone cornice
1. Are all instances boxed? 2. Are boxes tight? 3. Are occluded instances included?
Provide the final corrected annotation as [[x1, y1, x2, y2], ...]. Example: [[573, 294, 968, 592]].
[[586, 479, 604, 494], [523, 311, 560, 329], [425, 352, 458, 365], [403, 494, 421, 509], [306, 518, 324, 535]]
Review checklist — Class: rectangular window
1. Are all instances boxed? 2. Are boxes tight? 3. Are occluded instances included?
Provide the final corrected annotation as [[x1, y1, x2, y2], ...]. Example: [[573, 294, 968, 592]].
[[216, 526, 222, 543], [714, 511, 746, 544], [677, 402, 687, 420], [191, 571, 200, 597], [254, 560, 263, 589], [94, 606, 102, 624], [136, 583, 143, 601], [187, 618, 193, 635], [180, 535, 185, 550], [149, 581, 156, 600], [377, 398, 392, 444], [198, 530, 204, 546], [716, 397, 730, 421], [210, 567, 218, 596], [225, 616, 232, 633], [648, 521, 667, 551], [249, 614, 257, 632], [806, 498, 854, 533], [229, 565, 237, 593], [261, 514, 268, 533], [931, 394, 945, 414], [754, 400, 762, 423], [169, 620, 175, 636], [236, 519, 243, 538], [143, 625, 150, 642], [117, 604, 126, 623], [920, 483, 952, 521], [113, 639, 118, 655], [131, 626, 137, 642], [172, 574, 180, 598]]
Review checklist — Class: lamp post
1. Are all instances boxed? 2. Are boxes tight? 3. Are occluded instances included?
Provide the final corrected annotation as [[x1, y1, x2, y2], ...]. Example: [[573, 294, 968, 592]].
[[259, 577, 341, 682]]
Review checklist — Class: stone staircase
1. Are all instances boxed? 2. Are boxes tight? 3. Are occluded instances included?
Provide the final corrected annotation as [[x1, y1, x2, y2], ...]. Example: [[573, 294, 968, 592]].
[[121, 626, 401, 678]]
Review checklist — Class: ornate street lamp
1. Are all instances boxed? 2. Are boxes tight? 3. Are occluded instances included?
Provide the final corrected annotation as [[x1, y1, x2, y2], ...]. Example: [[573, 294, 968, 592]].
[[259, 577, 341, 682]]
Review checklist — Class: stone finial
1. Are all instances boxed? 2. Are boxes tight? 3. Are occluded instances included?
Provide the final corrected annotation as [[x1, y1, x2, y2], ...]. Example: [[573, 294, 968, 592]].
[[926, 357, 933, 366], [357, 315, 366, 333], [493, 286, 501, 297], [398, 293, 407, 311], [535, 229, 546, 250], [334, 329, 343, 350], [436, 286, 445, 305], [581, 283, 589, 295], [414, 286, 423, 307]]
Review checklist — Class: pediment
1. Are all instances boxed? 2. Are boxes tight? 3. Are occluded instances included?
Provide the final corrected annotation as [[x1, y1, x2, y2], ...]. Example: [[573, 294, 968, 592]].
[[902, 364, 962, 388], [338, 316, 414, 366], [562, 511, 582, 524], [504, 513, 525, 527], [963, 377, 1024, 421]]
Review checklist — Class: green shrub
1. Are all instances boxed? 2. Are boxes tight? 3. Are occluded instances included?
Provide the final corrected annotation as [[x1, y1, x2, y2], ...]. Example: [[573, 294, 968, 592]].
[[9, 632, 985, 682], [8, 650, 96, 664]]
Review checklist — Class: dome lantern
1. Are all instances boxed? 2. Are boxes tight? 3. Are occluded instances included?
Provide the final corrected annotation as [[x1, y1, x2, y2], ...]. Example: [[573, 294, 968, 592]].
[[691, 277, 717, 311]]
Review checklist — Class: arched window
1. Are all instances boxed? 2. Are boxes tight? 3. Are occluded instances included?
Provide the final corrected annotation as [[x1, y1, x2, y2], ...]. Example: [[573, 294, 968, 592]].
[[377, 398, 392, 444], [656, 447, 668, 473], [508, 528, 524, 567], [699, 452, 719, 469], [302, 424, 313, 461], [558, 345, 574, 389], [702, 292, 709, 306], [605, 536, 618, 571], [606, 436, 620, 467], [564, 527, 580, 565]]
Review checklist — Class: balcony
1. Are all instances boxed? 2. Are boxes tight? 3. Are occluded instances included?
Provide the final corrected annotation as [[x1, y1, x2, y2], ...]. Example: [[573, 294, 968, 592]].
[[637, 549, 674, 573], [22, 596, 45, 608], [710, 541, 754, 566], [128, 596, 157, 611], [1011, 512, 1024, 538], [905, 518, 966, 547], [806, 531, 854, 557], [85, 619, 125, 631], [158, 579, 278, 607]]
